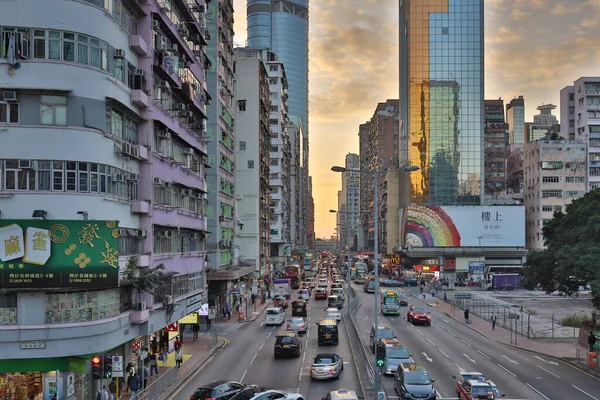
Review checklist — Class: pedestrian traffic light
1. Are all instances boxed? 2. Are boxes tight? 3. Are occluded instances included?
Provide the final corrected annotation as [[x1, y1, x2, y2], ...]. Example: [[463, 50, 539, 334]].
[[103, 356, 112, 378], [92, 355, 102, 380], [376, 344, 385, 368]]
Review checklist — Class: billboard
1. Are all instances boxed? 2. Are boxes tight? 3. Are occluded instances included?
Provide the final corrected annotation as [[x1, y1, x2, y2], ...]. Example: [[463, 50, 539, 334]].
[[400, 206, 525, 247], [0, 220, 120, 288]]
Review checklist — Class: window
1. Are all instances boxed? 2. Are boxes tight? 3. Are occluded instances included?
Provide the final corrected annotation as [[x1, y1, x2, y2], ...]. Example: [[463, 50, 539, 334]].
[[238, 100, 246, 111], [565, 176, 585, 183], [106, 106, 139, 143], [542, 205, 553, 212], [270, 119, 278, 125], [269, 78, 277, 85], [45, 289, 120, 323], [542, 176, 560, 183], [270, 105, 278, 112], [542, 190, 562, 198], [269, 65, 278, 71], [62, 32, 75, 62], [0, 101, 19, 123], [239, 141, 246, 151], [248, 160, 254, 168], [41, 95, 67, 125], [271, 159, 279, 166]]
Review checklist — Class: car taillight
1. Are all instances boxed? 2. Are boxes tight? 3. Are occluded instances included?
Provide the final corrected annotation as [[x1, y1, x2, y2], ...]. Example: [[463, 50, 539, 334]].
[[301, 325, 305, 329], [287, 324, 291, 329]]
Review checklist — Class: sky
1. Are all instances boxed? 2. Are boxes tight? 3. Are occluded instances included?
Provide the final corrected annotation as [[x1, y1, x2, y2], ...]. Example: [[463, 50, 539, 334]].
[[232, 0, 600, 239]]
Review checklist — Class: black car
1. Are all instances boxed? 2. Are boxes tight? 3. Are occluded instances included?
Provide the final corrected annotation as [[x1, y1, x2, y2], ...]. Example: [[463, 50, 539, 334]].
[[274, 330, 302, 358], [291, 300, 308, 317], [190, 380, 245, 400], [394, 363, 436, 400]]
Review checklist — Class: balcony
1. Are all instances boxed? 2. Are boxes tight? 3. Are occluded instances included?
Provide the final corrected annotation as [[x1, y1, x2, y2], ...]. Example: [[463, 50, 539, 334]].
[[132, 200, 151, 214], [153, 252, 206, 275], [130, 35, 149, 56], [132, 90, 150, 108], [130, 307, 150, 324], [153, 154, 207, 192], [153, 205, 208, 231]]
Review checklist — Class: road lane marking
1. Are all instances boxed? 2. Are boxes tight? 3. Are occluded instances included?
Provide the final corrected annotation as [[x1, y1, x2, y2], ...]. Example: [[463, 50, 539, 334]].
[[435, 322, 444, 328], [303, 352, 306, 362], [422, 352, 433, 362], [267, 332, 272, 339], [463, 353, 476, 364], [497, 364, 517, 377], [477, 350, 491, 360], [537, 365, 560, 379], [259, 322, 264, 327], [502, 355, 519, 365], [511, 350, 530, 361], [454, 362, 463, 371], [439, 349, 450, 359], [250, 354, 257, 364], [526, 383, 551, 400], [259, 342, 265, 351], [299, 367, 303, 381], [240, 369, 247, 382], [442, 318, 450, 323], [426, 337, 435, 346], [416, 329, 424, 336], [572, 385, 598, 400], [305, 339, 308, 348], [460, 339, 472, 347], [448, 330, 457, 337], [307, 330, 310, 338], [534, 355, 558, 365]]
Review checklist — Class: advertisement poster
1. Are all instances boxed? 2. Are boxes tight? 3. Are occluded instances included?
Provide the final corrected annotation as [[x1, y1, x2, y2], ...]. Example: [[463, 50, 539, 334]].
[[43, 375, 63, 400], [0, 220, 120, 288], [400, 206, 525, 248]]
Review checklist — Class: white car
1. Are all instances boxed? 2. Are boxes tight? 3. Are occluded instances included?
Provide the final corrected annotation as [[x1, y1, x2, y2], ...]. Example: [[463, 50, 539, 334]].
[[298, 289, 311, 300], [324, 308, 342, 323], [249, 390, 305, 400], [318, 280, 328, 288]]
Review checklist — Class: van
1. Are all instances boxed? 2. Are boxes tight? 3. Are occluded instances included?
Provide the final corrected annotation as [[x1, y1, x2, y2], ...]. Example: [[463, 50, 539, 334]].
[[265, 307, 285, 326], [316, 319, 339, 345], [331, 288, 345, 301], [328, 295, 343, 309]]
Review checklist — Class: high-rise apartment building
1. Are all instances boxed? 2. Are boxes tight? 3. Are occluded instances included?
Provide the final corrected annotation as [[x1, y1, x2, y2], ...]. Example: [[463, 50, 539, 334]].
[[484, 100, 508, 197], [358, 123, 371, 250], [399, 0, 484, 207], [288, 117, 304, 250], [233, 48, 272, 282], [336, 154, 360, 250], [523, 138, 587, 249], [525, 104, 559, 143], [0, 0, 210, 393], [306, 175, 315, 249], [507, 96, 525, 145], [561, 78, 600, 191]]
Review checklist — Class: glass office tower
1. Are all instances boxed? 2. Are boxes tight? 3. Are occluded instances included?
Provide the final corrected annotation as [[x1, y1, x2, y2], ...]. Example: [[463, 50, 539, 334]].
[[399, 0, 484, 206], [247, 0, 309, 138]]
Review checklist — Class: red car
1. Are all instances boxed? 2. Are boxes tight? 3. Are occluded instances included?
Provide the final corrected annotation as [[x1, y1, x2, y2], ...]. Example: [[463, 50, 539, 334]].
[[314, 288, 328, 300], [456, 380, 498, 400], [407, 306, 431, 326], [273, 296, 289, 309]]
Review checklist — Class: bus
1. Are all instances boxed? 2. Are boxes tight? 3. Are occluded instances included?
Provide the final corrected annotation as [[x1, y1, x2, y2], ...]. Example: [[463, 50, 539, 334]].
[[381, 290, 401, 315], [285, 265, 302, 289]]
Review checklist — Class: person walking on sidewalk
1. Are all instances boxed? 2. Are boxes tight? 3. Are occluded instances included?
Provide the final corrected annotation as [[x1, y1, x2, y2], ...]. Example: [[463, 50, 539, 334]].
[[206, 316, 212, 331], [588, 332, 597, 352], [161, 344, 169, 364], [149, 353, 159, 376], [173, 336, 182, 352], [175, 349, 183, 368], [192, 323, 200, 341], [129, 374, 141, 400], [464, 309, 470, 324], [491, 314, 497, 330]]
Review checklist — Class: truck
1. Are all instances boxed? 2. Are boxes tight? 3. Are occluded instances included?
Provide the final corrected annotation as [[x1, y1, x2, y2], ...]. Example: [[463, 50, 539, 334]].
[[484, 274, 523, 291], [274, 278, 292, 299]]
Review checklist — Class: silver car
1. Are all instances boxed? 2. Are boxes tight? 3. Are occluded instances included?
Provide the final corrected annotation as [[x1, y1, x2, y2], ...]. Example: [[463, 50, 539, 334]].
[[287, 317, 307, 334], [310, 353, 344, 380]]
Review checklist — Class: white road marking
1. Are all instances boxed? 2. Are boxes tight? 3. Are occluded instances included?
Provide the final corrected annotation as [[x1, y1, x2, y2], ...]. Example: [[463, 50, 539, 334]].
[[442, 318, 450, 323], [302, 352, 306, 362], [460, 339, 472, 347], [435, 322, 444, 328], [534, 355, 558, 365], [448, 330, 457, 337], [537, 365, 560, 379], [240, 369, 247, 382], [307, 330, 310, 338], [477, 350, 491, 360], [305, 339, 308, 348], [250, 354, 257, 364], [463, 353, 477, 364], [511, 350, 530, 361], [502, 355, 519, 365], [426, 337, 435, 346], [422, 352, 433, 362], [572, 385, 598, 400], [498, 363, 517, 377], [299, 367, 303, 381], [439, 349, 450, 359], [267, 332, 272, 339], [454, 362, 463, 371], [259, 342, 265, 351], [526, 383, 551, 400], [259, 322, 264, 327], [416, 329, 424, 336], [296, 387, 300, 394]]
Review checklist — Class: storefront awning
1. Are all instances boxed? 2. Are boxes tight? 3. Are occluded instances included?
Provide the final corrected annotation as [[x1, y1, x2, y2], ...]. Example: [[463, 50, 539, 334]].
[[206, 265, 255, 281]]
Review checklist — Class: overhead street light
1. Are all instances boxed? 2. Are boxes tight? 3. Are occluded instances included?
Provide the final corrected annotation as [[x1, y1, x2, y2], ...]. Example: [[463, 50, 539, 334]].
[[331, 164, 419, 397]]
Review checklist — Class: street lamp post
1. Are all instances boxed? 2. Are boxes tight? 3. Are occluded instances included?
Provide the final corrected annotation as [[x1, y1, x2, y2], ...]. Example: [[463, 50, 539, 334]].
[[331, 164, 419, 396]]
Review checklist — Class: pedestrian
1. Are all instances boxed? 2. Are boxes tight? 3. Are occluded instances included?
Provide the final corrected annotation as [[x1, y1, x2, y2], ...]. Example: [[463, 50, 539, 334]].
[[125, 363, 135, 392], [52, 394, 57, 400], [161, 344, 169, 364], [226, 304, 231, 320], [100, 385, 109, 400], [192, 323, 200, 341], [206, 316, 212, 331], [143, 364, 149, 389], [149, 353, 159, 376], [173, 336, 182, 352], [491, 314, 497, 330], [443, 292, 448, 302], [588, 332, 597, 352], [175, 349, 183, 368], [129, 374, 141, 400], [464, 309, 470, 324]]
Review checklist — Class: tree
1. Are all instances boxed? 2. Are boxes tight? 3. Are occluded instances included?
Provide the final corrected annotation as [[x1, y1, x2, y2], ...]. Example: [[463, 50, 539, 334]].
[[522, 189, 600, 311], [122, 257, 170, 307]]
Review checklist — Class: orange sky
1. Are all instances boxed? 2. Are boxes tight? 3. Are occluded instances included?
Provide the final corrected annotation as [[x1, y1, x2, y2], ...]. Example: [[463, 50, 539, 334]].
[[233, 0, 600, 238]]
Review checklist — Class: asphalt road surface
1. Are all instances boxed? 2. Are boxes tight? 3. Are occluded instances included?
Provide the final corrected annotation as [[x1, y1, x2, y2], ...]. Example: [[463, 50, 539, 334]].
[[354, 285, 600, 400], [167, 294, 360, 400]]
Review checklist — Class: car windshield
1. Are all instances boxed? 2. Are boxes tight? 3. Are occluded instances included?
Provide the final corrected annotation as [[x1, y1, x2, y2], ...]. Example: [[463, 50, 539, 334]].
[[471, 386, 493, 395], [463, 374, 486, 381], [413, 308, 426, 313], [290, 318, 303, 324], [314, 356, 335, 364], [379, 329, 394, 339], [384, 297, 397, 305], [326, 311, 339, 316], [275, 297, 285, 301], [387, 347, 410, 359], [266, 309, 280, 315], [404, 371, 432, 385], [279, 336, 295, 344]]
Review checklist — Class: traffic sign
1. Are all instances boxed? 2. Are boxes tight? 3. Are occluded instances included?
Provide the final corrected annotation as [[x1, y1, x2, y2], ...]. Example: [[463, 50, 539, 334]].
[[378, 392, 386, 400], [112, 356, 124, 378]]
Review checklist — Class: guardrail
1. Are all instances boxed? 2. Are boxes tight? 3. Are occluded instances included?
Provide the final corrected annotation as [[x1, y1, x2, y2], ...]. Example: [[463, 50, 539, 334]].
[[138, 365, 178, 400], [575, 347, 600, 374]]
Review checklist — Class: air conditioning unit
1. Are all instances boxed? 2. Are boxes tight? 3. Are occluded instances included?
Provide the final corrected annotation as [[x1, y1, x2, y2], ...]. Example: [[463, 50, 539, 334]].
[[3, 91, 17, 101], [18, 160, 33, 169], [127, 173, 139, 181], [165, 295, 174, 304], [114, 49, 125, 59], [192, 83, 200, 91], [152, 20, 160, 30], [183, 148, 194, 155], [121, 142, 131, 155], [161, 3, 171, 12], [153, 177, 164, 185], [204, 29, 211, 40], [138, 302, 147, 311], [138, 229, 147, 237]]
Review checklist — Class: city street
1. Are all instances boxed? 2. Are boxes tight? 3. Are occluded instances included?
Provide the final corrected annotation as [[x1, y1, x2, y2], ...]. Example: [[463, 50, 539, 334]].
[[167, 296, 360, 399], [353, 285, 600, 400]]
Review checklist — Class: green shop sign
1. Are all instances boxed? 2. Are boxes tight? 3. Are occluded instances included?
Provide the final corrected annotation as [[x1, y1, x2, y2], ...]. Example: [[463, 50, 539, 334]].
[[0, 220, 120, 288]]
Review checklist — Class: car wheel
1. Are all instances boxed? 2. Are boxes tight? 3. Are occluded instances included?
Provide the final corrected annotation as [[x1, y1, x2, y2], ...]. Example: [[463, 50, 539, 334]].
[[427, 322, 431, 326], [341, 364, 344, 371]]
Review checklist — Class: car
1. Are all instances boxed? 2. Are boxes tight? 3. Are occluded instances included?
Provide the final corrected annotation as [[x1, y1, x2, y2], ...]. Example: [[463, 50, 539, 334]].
[[486, 380, 505, 398], [331, 283, 343, 290], [456, 380, 498, 400], [377, 338, 413, 375], [287, 317, 307, 334], [310, 353, 344, 380], [407, 306, 431, 326], [318, 280, 329, 288], [398, 293, 408, 306], [453, 372, 487, 386], [190, 380, 245, 400], [298, 289, 311, 300], [322, 389, 361, 400], [274, 330, 302, 358], [324, 308, 342, 323], [274, 296, 289, 309], [382, 279, 404, 287], [249, 390, 305, 400], [291, 300, 308, 316], [394, 363, 436, 400], [229, 386, 270, 400], [370, 323, 395, 352], [315, 288, 328, 299]]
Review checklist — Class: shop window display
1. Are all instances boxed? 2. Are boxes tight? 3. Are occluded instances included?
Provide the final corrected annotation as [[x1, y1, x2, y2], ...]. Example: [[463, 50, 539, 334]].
[[0, 372, 42, 399], [45, 289, 120, 323]]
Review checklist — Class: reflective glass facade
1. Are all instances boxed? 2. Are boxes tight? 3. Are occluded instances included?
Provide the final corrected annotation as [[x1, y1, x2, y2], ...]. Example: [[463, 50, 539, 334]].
[[399, 0, 484, 206], [247, 0, 309, 138]]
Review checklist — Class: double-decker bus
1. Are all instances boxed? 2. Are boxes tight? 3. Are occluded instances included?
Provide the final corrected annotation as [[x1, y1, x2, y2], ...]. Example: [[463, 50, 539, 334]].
[[381, 290, 401, 315], [285, 265, 302, 288]]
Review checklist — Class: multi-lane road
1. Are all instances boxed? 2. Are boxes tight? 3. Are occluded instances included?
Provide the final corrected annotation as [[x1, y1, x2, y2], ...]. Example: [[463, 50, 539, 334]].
[[168, 295, 360, 400], [353, 286, 600, 400]]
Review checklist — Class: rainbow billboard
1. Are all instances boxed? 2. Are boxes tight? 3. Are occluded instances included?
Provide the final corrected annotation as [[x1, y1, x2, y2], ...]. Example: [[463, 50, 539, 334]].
[[399, 206, 525, 248]]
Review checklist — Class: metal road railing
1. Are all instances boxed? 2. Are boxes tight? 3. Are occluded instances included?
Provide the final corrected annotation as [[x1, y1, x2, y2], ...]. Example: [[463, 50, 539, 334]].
[[575, 347, 600, 373], [138, 366, 178, 400]]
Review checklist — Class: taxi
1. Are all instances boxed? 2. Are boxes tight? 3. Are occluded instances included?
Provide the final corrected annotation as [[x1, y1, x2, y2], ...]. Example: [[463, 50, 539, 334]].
[[456, 380, 500, 400]]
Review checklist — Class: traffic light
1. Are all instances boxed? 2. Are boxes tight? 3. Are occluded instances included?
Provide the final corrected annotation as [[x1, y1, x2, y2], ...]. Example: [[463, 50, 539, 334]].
[[92, 355, 102, 380], [376, 344, 386, 368], [103, 356, 113, 379]]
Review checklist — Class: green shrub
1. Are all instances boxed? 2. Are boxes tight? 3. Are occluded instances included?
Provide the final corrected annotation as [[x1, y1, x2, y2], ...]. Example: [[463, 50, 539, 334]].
[[561, 314, 593, 327]]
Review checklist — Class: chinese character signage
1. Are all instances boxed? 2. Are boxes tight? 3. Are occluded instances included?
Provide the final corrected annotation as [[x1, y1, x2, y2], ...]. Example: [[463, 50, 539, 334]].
[[400, 206, 525, 248], [0, 220, 120, 288]]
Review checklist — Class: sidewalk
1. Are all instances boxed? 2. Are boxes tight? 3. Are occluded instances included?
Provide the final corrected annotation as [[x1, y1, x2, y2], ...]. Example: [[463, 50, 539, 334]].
[[411, 293, 600, 378], [212, 299, 273, 326]]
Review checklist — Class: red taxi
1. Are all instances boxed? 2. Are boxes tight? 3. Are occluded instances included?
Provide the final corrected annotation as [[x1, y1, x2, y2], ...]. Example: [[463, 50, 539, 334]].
[[456, 380, 500, 400], [407, 306, 431, 326], [273, 296, 289, 309], [314, 288, 328, 300]]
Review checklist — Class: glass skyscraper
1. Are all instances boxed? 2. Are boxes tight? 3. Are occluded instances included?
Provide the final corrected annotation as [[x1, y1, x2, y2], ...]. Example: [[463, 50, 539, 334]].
[[399, 0, 484, 206], [247, 0, 309, 138]]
